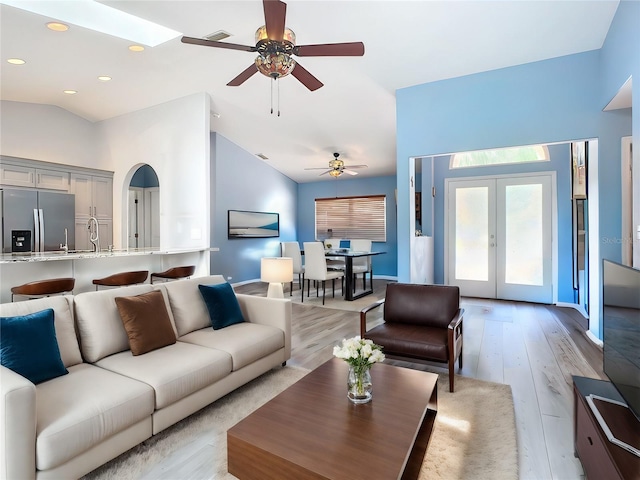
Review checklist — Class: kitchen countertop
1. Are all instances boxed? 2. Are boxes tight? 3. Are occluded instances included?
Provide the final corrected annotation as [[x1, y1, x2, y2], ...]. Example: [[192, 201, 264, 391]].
[[0, 247, 219, 263]]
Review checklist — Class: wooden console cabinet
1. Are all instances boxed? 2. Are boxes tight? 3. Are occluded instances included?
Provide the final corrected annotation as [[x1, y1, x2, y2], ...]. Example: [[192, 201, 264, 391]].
[[573, 376, 640, 480]]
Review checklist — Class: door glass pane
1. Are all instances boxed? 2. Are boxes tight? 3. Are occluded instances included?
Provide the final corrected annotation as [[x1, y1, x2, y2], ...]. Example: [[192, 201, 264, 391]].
[[455, 187, 488, 281], [505, 184, 543, 285]]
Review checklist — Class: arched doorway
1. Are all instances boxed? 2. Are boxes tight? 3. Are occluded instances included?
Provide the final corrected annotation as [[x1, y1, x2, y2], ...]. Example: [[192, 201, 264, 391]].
[[128, 164, 159, 249]]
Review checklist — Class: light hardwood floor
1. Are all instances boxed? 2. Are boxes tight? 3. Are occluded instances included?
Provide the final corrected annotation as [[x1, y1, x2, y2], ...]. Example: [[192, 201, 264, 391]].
[[235, 280, 604, 480]]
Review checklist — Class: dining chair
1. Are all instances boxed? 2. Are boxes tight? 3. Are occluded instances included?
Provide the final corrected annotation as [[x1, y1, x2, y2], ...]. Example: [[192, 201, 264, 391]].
[[281, 242, 304, 296], [349, 239, 373, 291], [302, 242, 344, 305], [323, 238, 346, 270]]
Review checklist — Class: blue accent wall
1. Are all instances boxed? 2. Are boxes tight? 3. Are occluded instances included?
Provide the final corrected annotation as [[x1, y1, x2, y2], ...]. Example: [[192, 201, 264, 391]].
[[297, 176, 398, 277], [397, 50, 631, 280], [210, 133, 297, 282]]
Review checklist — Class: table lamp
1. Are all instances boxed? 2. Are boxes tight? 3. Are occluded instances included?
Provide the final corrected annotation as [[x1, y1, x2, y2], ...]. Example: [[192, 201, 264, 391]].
[[261, 257, 293, 298]]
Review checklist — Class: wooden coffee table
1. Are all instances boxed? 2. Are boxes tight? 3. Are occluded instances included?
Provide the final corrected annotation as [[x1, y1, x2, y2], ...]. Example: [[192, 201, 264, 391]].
[[227, 358, 438, 480]]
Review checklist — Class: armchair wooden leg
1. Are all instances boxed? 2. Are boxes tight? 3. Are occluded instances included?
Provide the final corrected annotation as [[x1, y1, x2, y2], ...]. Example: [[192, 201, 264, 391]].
[[332, 278, 336, 298], [322, 280, 326, 305], [448, 359, 455, 393]]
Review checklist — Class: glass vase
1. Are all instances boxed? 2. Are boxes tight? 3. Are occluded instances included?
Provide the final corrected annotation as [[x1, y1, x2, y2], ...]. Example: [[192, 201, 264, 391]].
[[347, 365, 372, 404]]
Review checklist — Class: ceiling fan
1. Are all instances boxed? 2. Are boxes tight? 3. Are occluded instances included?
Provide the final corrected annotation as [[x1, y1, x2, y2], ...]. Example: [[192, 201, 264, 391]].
[[181, 0, 365, 93], [305, 153, 368, 177]]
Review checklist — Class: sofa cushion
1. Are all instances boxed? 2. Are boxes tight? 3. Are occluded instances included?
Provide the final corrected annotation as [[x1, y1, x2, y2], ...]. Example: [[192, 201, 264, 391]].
[[0, 309, 68, 384], [179, 322, 285, 371], [0, 295, 82, 368], [115, 290, 177, 355], [155, 275, 226, 337], [74, 284, 164, 363], [95, 342, 232, 409], [198, 283, 245, 330], [35, 363, 154, 471]]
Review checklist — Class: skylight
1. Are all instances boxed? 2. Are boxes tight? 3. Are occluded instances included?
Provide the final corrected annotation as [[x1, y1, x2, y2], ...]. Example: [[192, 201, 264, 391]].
[[1, 0, 181, 47], [450, 145, 550, 169]]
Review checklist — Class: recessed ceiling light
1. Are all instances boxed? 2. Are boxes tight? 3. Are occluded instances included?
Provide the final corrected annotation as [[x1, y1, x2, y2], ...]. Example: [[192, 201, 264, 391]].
[[97, 75, 112, 82], [7, 58, 26, 65], [129, 45, 145, 52], [63, 90, 77, 95], [46, 22, 69, 32]]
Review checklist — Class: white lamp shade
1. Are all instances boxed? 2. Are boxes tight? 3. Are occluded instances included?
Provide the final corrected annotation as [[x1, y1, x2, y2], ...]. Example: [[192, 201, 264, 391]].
[[261, 257, 294, 283]]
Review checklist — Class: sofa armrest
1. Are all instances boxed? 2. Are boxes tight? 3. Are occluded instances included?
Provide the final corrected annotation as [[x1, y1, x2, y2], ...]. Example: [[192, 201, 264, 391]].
[[360, 299, 385, 337], [235, 294, 292, 361], [1, 366, 36, 480]]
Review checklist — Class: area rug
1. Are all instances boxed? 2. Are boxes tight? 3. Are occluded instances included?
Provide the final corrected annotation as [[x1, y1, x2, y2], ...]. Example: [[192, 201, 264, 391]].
[[82, 366, 517, 480], [289, 286, 386, 312]]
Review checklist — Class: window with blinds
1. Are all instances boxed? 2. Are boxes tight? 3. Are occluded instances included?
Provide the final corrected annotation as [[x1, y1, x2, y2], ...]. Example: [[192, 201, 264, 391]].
[[315, 195, 386, 241]]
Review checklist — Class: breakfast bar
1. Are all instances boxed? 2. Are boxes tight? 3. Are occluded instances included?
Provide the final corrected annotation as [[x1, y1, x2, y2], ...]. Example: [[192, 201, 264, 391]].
[[0, 247, 218, 303]]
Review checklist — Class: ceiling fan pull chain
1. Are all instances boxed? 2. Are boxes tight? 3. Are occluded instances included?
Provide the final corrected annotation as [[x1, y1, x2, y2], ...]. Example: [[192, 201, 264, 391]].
[[270, 78, 274, 115], [277, 78, 281, 117]]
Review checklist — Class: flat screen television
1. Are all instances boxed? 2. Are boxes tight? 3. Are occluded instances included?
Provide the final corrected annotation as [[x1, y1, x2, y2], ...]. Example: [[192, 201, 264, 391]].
[[602, 259, 640, 422]]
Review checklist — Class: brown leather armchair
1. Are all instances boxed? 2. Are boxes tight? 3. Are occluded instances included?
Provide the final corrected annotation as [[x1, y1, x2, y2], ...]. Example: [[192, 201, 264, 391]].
[[360, 283, 464, 392]]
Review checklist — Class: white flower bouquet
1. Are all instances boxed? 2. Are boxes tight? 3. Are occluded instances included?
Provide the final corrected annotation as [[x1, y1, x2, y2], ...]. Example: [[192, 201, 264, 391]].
[[333, 336, 385, 368]]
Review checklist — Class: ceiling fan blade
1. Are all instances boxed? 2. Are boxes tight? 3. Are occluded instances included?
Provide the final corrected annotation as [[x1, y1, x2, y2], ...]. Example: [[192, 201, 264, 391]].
[[295, 42, 365, 57], [318, 170, 332, 176], [227, 64, 259, 86], [345, 165, 368, 169], [263, 0, 287, 41], [342, 170, 359, 176], [304, 167, 332, 170], [291, 62, 323, 91], [181, 36, 255, 53]]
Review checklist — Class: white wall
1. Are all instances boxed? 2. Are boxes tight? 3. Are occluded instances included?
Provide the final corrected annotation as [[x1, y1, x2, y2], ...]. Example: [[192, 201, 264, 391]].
[[0, 100, 100, 169], [96, 93, 211, 251]]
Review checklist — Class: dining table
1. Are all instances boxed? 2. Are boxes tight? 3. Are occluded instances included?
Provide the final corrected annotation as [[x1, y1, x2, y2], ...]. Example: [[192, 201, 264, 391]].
[[323, 249, 386, 301]]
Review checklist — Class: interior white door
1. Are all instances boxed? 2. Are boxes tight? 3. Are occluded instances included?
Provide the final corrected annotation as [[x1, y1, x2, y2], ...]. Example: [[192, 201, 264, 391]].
[[447, 179, 496, 298], [447, 174, 553, 303], [496, 175, 552, 303]]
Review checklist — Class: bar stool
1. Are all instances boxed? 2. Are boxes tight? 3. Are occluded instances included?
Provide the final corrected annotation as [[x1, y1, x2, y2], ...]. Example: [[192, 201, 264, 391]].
[[150, 265, 195, 284], [11, 278, 75, 302], [92, 271, 149, 290]]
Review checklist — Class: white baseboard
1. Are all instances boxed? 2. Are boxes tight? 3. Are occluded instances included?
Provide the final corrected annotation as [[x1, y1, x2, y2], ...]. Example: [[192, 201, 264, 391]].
[[586, 330, 603, 348], [555, 301, 589, 319]]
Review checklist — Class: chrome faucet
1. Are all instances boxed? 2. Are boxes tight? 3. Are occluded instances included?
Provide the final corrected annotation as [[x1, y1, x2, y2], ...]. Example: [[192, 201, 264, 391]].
[[59, 228, 69, 253], [87, 216, 100, 252]]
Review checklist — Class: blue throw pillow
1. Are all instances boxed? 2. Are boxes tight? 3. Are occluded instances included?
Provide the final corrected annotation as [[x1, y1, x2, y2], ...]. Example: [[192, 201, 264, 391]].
[[0, 309, 68, 384], [198, 283, 246, 330]]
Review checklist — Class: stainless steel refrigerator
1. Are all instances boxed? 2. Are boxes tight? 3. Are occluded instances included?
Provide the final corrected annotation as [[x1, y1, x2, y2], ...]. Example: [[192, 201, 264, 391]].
[[1, 188, 75, 253]]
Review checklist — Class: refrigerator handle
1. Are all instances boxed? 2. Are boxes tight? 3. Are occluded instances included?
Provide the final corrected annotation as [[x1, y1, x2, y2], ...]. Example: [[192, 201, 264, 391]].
[[33, 208, 40, 252], [38, 209, 44, 252]]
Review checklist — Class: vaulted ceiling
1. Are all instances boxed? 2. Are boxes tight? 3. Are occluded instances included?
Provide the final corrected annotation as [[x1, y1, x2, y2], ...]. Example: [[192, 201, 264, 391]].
[[0, 1, 620, 182]]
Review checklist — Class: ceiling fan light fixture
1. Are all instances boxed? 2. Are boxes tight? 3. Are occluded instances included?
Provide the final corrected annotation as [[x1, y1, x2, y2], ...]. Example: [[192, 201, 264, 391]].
[[329, 169, 341, 178], [255, 25, 295, 45], [255, 52, 296, 79]]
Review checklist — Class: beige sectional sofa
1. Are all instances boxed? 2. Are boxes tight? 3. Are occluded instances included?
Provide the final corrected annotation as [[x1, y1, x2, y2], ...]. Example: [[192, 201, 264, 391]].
[[0, 275, 291, 480]]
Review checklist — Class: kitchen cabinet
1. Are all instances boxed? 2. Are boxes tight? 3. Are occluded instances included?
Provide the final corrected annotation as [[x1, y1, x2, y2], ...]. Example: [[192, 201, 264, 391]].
[[1, 164, 35, 188], [1, 165, 69, 191], [35, 169, 69, 191], [70, 174, 113, 220]]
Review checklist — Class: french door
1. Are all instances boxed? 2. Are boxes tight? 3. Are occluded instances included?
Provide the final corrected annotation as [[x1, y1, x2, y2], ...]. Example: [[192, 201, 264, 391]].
[[446, 174, 553, 303]]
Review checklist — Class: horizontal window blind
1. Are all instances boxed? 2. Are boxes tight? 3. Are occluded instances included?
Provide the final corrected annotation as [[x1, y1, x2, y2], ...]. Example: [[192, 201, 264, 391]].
[[315, 195, 386, 242]]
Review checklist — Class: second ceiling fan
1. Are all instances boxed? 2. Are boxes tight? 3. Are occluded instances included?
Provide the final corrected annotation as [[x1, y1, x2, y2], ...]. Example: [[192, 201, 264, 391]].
[[305, 153, 368, 177], [181, 0, 365, 92]]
